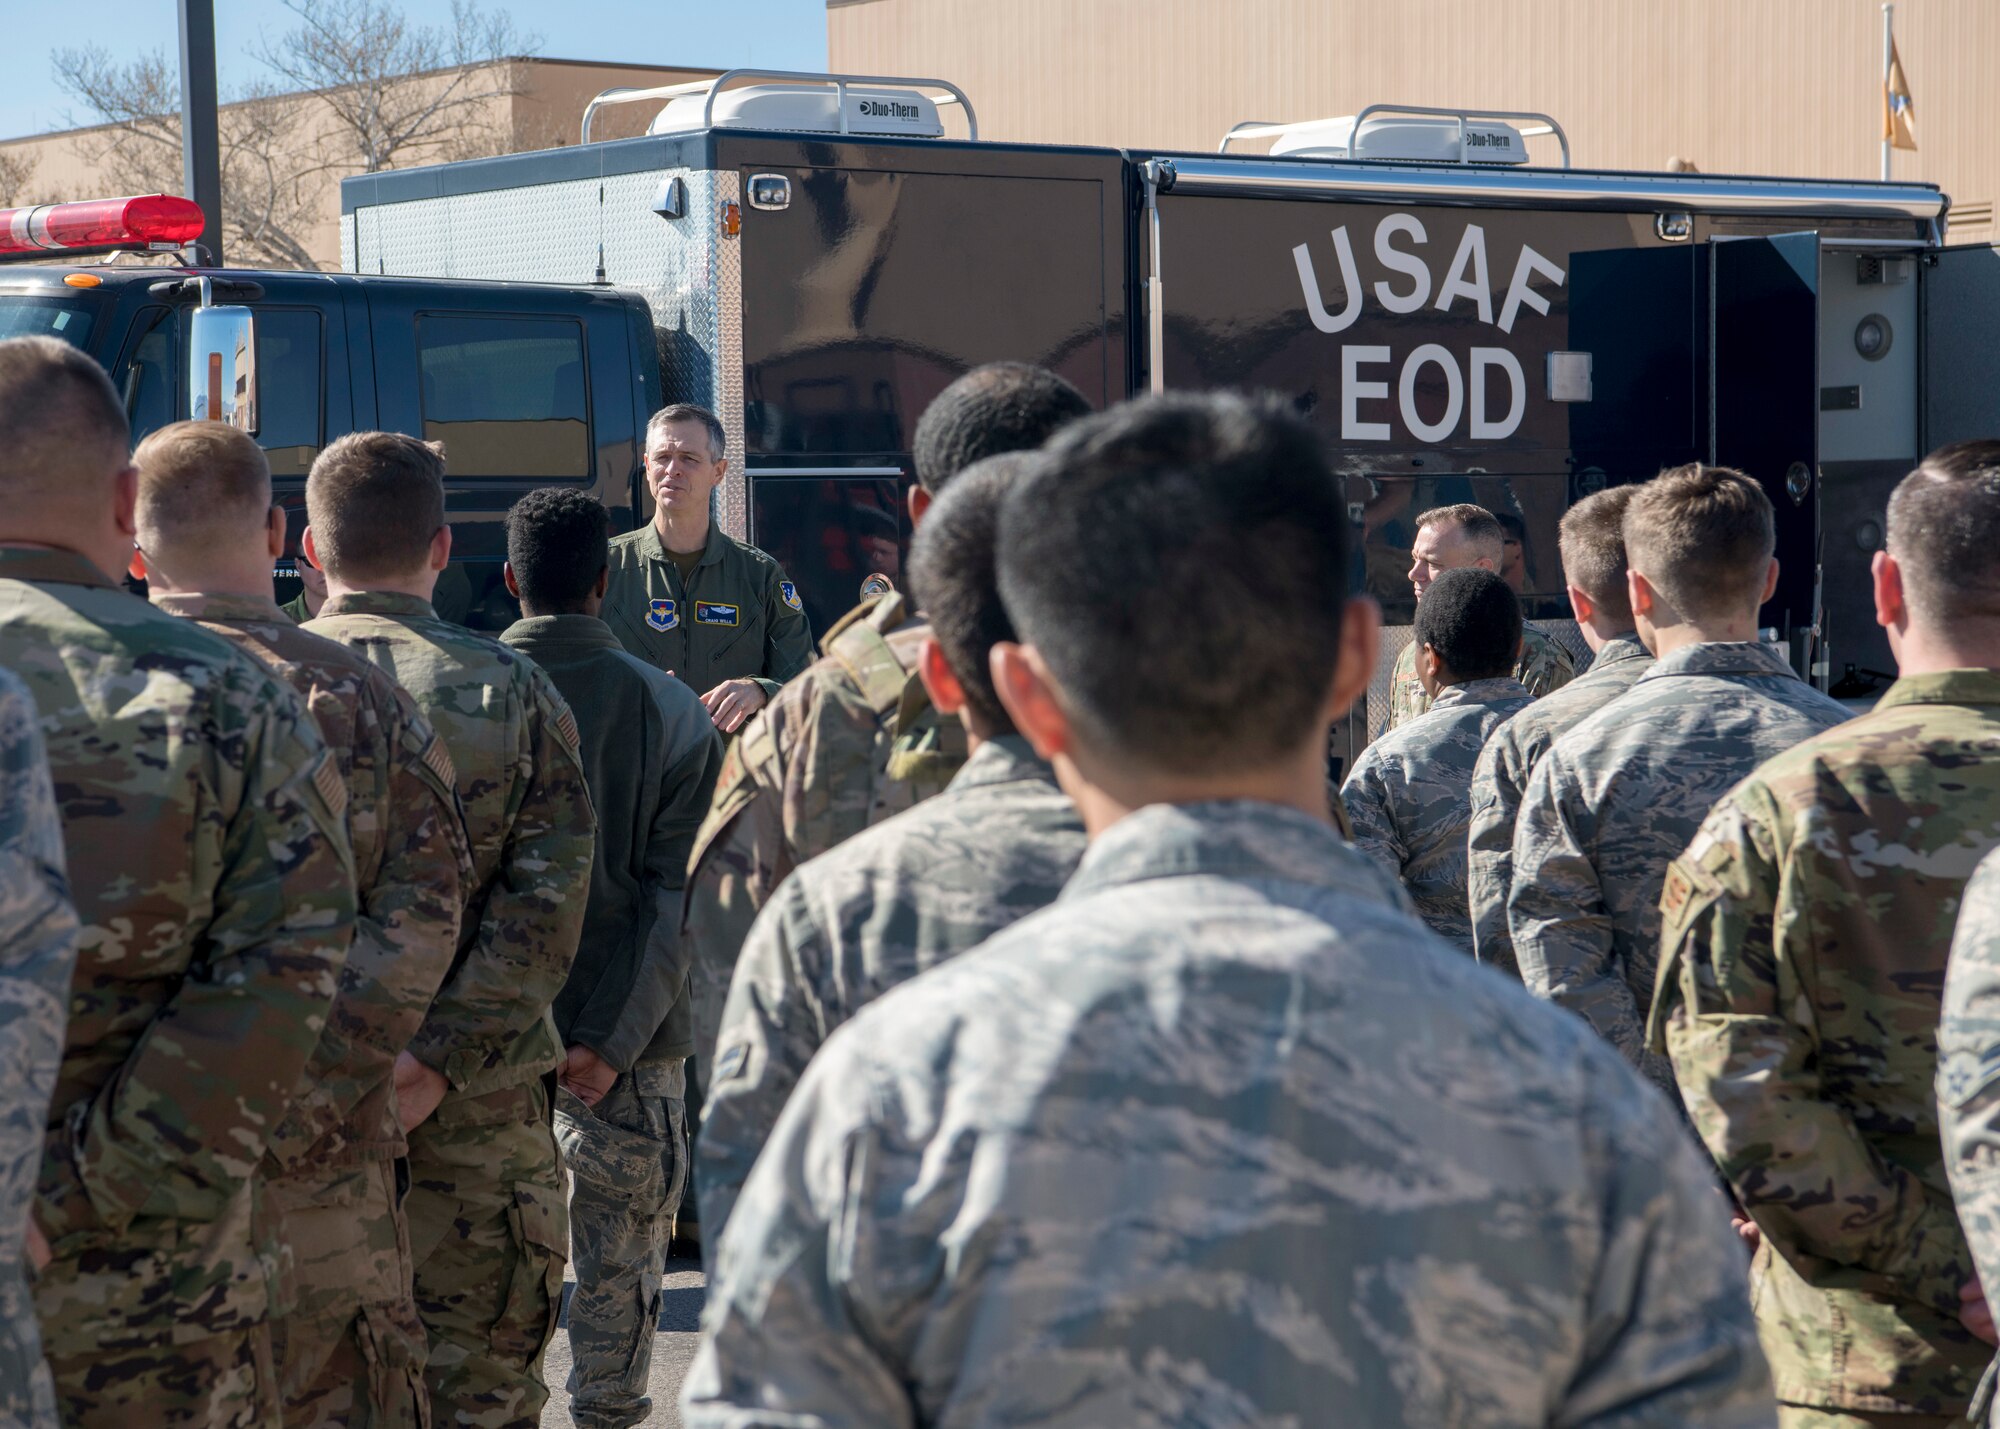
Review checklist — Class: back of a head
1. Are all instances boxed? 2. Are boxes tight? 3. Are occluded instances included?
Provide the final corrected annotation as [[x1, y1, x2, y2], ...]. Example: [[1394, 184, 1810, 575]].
[[507, 487, 610, 615], [1887, 439, 2000, 627], [0, 335, 131, 512], [133, 422, 273, 557], [912, 363, 1091, 494], [1414, 567, 1522, 682], [1557, 484, 1640, 624], [998, 391, 1347, 774], [907, 451, 1044, 736], [306, 432, 447, 582], [1622, 464, 1774, 623], [1415, 503, 1506, 565]]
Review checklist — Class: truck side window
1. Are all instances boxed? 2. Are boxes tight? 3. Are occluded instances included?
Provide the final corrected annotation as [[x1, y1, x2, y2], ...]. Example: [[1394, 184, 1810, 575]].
[[256, 309, 323, 477], [118, 306, 177, 442], [416, 314, 591, 479]]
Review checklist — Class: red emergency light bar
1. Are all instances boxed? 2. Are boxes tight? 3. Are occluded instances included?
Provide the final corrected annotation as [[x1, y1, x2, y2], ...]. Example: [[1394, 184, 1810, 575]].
[[0, 195, 205, 258]]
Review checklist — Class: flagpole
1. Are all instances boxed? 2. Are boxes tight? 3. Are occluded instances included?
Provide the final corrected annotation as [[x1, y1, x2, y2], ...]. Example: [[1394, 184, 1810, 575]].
[[1882, 3, 1893, 180]]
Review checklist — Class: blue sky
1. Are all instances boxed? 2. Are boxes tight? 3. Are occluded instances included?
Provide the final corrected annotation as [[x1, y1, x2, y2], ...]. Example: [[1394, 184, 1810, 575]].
[[0, 0, 829, 141]]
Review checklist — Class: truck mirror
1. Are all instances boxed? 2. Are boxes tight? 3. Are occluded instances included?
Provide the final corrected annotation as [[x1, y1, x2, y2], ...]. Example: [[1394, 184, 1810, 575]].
[[189, 303, 258, 433]]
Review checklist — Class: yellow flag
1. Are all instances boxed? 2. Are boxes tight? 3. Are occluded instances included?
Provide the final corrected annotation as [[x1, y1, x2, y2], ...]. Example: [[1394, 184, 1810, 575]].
[[1884, 38, 1917, 151]]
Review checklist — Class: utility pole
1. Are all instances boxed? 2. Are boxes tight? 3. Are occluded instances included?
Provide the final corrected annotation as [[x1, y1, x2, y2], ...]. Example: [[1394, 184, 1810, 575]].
[[178, 0, 224, 266]]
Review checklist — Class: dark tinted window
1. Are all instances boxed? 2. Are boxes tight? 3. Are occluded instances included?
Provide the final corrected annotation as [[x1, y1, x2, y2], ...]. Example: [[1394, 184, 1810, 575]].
[[417, 314, 590, 478], [119, 306, 177, 441], [0, 295, 99, 348], [257, 308, 322, 476]]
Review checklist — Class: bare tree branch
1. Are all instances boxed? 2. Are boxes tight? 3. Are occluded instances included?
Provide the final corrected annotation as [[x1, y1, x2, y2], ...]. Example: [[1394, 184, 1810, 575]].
[[0, 149, 43, 207]]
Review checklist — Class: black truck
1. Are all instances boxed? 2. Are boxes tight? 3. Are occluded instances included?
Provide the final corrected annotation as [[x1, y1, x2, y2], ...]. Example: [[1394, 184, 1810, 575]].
[[7, 72, 1999, 751]]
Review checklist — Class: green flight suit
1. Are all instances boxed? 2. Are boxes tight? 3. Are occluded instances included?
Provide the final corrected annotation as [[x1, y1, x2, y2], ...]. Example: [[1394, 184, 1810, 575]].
[[602, 523, 813, 701]]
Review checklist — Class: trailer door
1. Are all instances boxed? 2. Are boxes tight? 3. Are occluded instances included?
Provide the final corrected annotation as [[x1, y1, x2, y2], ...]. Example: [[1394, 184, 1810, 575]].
[[1709, 232, 1821, 668], [1923, 243, 2000, 449]]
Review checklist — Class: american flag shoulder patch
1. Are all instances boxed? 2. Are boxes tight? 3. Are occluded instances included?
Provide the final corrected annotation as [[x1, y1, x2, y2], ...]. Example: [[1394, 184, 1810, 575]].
[[311, 751, 348, 819]]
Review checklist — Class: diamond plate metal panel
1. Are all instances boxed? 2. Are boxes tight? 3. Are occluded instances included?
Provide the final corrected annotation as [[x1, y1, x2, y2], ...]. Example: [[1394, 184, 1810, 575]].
[[714, 169, 745, 537], [339, 215, 355, 272]]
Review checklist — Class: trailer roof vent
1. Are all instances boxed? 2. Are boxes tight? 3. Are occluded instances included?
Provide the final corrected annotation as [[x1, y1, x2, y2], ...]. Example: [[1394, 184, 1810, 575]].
[[1219, 104, 1570, 168], [581, 69, 978, 145]]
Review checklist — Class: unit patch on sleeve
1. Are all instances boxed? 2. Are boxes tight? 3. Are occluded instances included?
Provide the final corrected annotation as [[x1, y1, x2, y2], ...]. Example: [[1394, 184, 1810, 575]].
[[695, 601, 741, 626], [779, 581, 802, 612], [646, 598, 679, 631]]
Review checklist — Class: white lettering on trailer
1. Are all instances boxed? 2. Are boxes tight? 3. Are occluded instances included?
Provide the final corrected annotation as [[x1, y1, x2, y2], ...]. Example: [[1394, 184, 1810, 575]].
[[1498, 244, 1566, 333], [1341, 345, 1392, 440], [1399, 343, 1462, 442], [1372, 214, 1431, 314], [1434, 224, 1493, 324], [1470, 348, 1526, 438], [1293, 230, 1362, 334]]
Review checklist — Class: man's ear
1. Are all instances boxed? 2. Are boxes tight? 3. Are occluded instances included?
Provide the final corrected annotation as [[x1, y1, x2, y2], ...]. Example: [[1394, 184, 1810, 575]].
[[1627, 569, 1655, 621], [265, 504, 286, 561], [907, 485, 932, 527], [593, 566, 609, 600], [502, 562, 521, 600], [1760, 557, 1780, 604], [428, 525, 452, 572], [127, 547, 148, 583], [111, 464, 139, 540], [1872, 549, 1906, 632], [302, 526, 324, 572], [1566, 582, 1596, 626], [916, 636, 966, 716], [991, 641, 1071, 761], [1325, 596, 1381, 721]]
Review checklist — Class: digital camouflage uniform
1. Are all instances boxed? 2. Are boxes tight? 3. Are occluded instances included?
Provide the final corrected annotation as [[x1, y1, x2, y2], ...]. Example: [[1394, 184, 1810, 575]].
[[1384, 620, 1575, 730], [0, 548, 356, 1428], [1340, 675, 1532, 951], [309, 590, 595, 1429], [158, 591, 472, 1429], [500, 612, 724, 1429], [0, 668, 78, 1429], [1509, 641, 1847, 1091], [685, 801, 1777, 1427], [697, 735, 1085, 1258], [601, 522, 813, 703], [682, 592, 966, 1074], [1467, 632, 1654, 976], [1655, 670, 2000, 1423], [1941, 845, 2000, 1429]]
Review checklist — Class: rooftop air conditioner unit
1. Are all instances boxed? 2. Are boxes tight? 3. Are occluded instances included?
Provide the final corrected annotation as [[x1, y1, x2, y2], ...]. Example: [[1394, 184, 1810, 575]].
[[650, 84, 945, 139], [1272, 115, 1530, 164]]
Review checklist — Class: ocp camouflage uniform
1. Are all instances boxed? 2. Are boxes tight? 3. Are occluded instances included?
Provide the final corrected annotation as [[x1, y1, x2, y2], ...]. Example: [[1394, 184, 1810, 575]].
[[0, 669, 78, 1429], [1340, 675, 1531, 951], [1655, 670, 2000, 1422], [682, 592, 965, 1074], [158, 591, 472, 1429], [1940, 846, 2000, 1413], [1384, 619, 1575, 730], [685, 801, 1777, 1427], [697, 735, 1085, 1257], [1467, 632, 1654, 976], [0, 548, 356, 1428], [1509, 640, 1847, 1090], [309, 590, 595, 1429]]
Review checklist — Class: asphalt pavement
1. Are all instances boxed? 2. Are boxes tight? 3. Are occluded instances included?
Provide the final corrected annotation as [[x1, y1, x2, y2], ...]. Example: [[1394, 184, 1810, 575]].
[[542, 1254, 706, 1428]]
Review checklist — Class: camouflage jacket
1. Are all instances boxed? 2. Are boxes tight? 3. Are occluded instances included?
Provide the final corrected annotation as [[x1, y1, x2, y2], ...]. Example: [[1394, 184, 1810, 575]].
[[685, 801, 1775, 1428], [1341, 675, 1532, 951], [681, 592, 965, 1069], [1655, 670, 2000, 1414], [0, 668, 78, 1424], [1385, 620, 1575, 731], [156, 592, 471, 1171], [696, 736, 1084, 1255], [1509, 640, 1847, 1090], [1467, 634, 1654, 976], [0, 548, 355, 1352], [1941, 844, 2000, 1392], [308, 590, 595, 1099]]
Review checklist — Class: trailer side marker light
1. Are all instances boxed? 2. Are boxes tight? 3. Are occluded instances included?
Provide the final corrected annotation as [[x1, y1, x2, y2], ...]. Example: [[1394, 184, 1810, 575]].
[[63, 273, 103, 288], [0, 195, 205, 256], [721, 201, 741, 238]]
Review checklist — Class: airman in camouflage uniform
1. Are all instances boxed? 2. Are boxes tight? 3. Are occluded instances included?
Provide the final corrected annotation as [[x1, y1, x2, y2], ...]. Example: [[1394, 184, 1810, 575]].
[[698, 453, 1089, 1253], [135, 419, 474, 1428], [1510, 466, 1847, 1091], [1941, 847, 2000, 1394], [0, 337, 357, 1427], [1383, 620, 1574, 727], [303, 432, 596, 1429], [0, 668, 78, 1429], [1468, 484, 1654, 976], [689, 392, 1775, 1429]]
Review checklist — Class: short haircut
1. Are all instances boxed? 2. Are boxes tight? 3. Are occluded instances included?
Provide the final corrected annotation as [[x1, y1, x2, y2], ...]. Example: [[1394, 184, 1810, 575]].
[[998, 392, 1346, 773], [1558, 484, 1640, 624], [1886, 439, 2000, 623], [0, 335, 130, 504], [912, 362, 1091, 495], [506, 487, 610, 615], [1414, 567, 1522, 682], [646, 404, 726, 460], [907, 451, 1041, 735], [133, 421, 272, 552], [1623, 464, 1774, 621], [1415, 503, 1505, 564], [305, 432, 447, 582]]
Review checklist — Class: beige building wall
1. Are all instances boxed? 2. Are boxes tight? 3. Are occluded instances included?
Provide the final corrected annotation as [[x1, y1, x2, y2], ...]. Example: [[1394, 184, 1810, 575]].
[[829, 0, 1997, 236], [0, 59, 719, 267]]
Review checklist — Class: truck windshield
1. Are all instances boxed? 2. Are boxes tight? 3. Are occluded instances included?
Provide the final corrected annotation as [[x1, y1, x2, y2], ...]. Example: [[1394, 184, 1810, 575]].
[[0, 294, 102, 349]]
